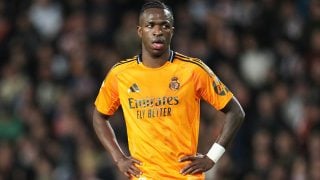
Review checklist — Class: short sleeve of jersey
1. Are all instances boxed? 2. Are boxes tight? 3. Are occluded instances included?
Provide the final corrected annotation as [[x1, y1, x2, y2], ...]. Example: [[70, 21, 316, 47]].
[[94, 70, 120, 115], [194, 64, 233, 110]]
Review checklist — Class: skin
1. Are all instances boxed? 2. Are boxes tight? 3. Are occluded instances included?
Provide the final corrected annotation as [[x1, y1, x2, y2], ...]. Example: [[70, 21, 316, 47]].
[[137, 8, 174, 68], [93, 111, 142, 178], [93, 7, 245, 178], [179, 97, 245, 175]]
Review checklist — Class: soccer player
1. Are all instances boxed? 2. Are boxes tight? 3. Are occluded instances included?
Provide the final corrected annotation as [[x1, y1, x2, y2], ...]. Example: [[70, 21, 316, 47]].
[[93, 1, 245, 179]]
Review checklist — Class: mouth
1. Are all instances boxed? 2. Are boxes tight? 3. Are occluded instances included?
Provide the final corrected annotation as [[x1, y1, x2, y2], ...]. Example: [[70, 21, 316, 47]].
[[151, 39, 165, 50]]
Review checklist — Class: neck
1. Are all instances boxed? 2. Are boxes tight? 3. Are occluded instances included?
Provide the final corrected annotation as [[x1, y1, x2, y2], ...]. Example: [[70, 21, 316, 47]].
[[141, 49, 171, 68]]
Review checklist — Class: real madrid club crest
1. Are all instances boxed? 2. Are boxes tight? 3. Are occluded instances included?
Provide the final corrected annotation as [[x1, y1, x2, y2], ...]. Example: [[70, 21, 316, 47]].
[[169, 77, 180, 91]]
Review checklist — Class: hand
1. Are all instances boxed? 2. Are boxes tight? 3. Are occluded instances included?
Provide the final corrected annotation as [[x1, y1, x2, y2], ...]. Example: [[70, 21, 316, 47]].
[[179, 153, 214, 175], [116, 156, 142, 178]]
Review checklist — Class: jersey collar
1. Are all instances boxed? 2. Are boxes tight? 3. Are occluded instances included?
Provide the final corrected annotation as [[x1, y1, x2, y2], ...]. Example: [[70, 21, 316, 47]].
[[137, 50, 175, 64]]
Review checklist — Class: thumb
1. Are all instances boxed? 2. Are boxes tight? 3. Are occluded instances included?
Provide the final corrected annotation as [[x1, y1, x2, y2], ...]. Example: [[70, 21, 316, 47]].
[[179, 155, 196, 162]]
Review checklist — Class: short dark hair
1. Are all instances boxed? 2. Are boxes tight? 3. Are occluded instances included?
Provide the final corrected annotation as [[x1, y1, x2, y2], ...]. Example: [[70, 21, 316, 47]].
[[139, 1, 174, 24]]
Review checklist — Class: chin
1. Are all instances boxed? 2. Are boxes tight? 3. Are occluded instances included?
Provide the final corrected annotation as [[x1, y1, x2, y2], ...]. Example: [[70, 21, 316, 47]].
[[150, 49, 166, 57], [151, 52, 163, 58]]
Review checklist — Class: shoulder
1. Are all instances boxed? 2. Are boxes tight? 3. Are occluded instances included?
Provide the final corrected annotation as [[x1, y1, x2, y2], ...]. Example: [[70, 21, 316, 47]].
[[174, 52, 214, 76], [110, 55, 138, 73]]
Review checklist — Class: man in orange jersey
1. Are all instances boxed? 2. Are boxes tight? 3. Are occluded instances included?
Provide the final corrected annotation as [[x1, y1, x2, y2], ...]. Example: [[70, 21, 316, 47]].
[[93, 1, 245, 179]]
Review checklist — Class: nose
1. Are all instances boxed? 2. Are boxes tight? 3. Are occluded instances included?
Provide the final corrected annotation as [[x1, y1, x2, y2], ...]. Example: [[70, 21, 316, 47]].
[[153, 25, 163, 36]]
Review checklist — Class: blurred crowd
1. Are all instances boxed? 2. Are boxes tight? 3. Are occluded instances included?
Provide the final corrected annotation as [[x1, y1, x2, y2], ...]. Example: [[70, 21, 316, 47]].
[[0, 0, 320, 179]]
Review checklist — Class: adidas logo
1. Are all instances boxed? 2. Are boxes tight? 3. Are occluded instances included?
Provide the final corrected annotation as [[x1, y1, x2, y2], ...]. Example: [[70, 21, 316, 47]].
[[128, 83, 140, 93]]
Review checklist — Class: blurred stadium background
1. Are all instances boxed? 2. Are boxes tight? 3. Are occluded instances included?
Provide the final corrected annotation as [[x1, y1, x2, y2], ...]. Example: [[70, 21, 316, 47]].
[[0, 0, 320, 179]]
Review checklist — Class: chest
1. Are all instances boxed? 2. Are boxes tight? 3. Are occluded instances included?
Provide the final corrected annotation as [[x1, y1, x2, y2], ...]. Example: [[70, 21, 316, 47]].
[[116, 66, 195, 99]]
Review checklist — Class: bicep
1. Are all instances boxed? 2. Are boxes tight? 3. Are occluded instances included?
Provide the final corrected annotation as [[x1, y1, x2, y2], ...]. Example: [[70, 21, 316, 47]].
[[220, 97, 245, 118], [93, 108, 111, 124]]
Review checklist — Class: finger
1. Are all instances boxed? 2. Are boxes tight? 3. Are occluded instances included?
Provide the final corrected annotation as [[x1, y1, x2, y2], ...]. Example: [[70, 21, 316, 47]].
[[180, 163, 197, 175], [195, 153, 205, 158], [181, 164, 199, 175], [124, 171, 130, 177], [190, 167, 204, 175], [129, 165, 142, 176], [127, 168, 140, 178], [179, 155, 196, 162], [130, 157, 142, 165]]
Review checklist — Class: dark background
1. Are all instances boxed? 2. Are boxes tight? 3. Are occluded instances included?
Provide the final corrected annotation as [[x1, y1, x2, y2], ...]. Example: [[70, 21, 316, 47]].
[[0, 0, 319, 179]]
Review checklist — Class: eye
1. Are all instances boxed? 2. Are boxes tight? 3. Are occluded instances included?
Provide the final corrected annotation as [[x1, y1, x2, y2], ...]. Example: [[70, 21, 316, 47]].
[[146, 24, 152, 28], [162, 24, 171, 29]]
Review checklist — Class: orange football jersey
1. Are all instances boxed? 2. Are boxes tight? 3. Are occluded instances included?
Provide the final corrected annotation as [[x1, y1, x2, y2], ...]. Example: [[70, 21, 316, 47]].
[[95, 51, 233, 179]]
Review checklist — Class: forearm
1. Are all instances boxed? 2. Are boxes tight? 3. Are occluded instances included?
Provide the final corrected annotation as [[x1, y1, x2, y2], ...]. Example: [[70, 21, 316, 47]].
[[93, 109, 126, 163], [216, 97, 245, 148]]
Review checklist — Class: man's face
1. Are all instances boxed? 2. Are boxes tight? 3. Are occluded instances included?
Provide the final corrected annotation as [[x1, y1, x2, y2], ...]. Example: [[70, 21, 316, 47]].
[[138, 8, 174, 57]]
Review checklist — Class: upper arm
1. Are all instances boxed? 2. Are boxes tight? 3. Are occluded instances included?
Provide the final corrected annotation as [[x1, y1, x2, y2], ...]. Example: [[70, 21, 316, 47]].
[[93, 108, 111, 121], [93, 108, 112, 127], [194, 64, 233, 110], [94, 70, 120, 115], [220, 97, 245, 119]]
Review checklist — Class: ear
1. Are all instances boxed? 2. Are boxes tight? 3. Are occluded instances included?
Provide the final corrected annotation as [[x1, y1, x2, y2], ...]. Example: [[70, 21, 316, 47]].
[[137, 26, 142, 38], [171, 26, 175, 37]]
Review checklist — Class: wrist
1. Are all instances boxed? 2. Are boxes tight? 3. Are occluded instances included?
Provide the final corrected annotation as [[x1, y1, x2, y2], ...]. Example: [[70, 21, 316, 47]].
[[206, 143, 225, 163], [114, 154, 127, 164]]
